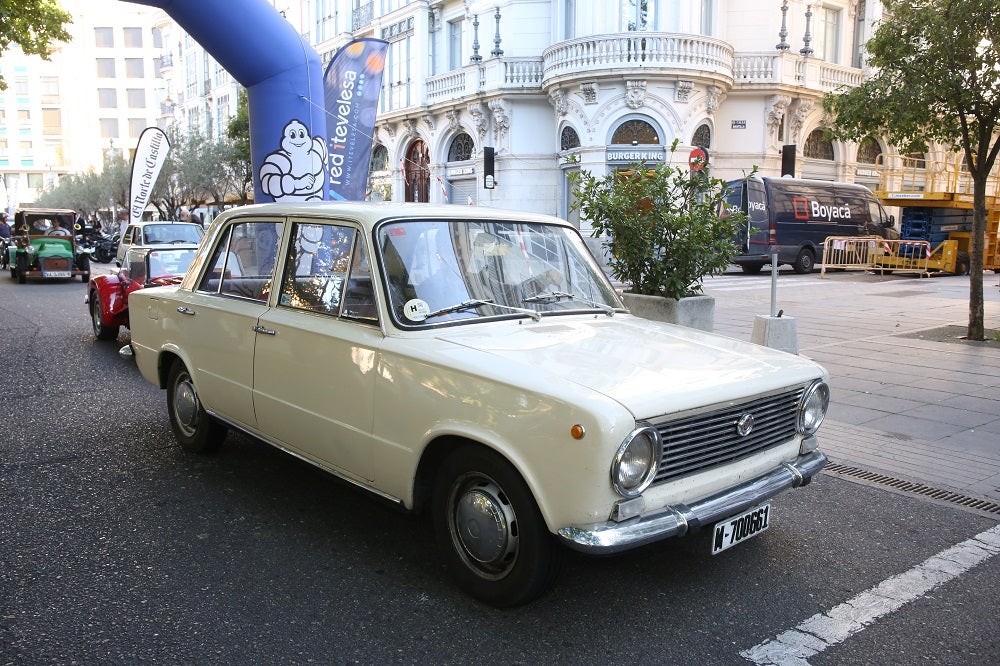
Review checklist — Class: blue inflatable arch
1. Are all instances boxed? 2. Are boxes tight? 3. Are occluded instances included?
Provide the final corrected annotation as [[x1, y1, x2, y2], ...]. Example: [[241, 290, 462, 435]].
[[127, 0, 327, 203]]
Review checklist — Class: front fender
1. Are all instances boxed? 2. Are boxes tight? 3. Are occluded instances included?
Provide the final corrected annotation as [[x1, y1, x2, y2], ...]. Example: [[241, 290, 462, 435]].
[[91, 275, 129, 323]]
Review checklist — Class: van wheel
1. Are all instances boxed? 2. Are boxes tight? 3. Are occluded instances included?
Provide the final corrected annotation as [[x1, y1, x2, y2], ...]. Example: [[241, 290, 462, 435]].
[[740, 263, 765, 274], [792, 249, 815, 274]]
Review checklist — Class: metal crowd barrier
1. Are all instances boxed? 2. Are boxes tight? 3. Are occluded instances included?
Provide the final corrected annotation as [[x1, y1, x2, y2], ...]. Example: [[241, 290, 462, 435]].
[[821, 236, 934, 276]]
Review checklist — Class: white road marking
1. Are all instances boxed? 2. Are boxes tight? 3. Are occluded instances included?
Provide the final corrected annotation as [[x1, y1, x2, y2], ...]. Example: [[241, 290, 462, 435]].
[[739, 523, 1000, 665]]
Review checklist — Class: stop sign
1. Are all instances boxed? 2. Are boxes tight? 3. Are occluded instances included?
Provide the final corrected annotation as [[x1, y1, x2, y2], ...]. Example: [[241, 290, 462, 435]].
[[689, 147, 708, 171]]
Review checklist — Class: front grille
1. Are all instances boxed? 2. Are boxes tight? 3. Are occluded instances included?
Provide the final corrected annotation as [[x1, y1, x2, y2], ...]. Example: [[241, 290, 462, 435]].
[[651, 387, 804, 485], [42, 257, 70, 270]]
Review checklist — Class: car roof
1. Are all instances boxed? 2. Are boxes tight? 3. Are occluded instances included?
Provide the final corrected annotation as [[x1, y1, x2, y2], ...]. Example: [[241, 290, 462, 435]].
[[212, 202, 573, 231]]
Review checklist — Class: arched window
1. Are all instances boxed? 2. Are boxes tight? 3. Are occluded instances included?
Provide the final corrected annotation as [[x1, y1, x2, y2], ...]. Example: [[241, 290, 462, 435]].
[[560, 126, 581, 151], [611, 118, 659, 145], [692, 124, 711, 150], [447, 132, 474, 162], [803, 129, 834, 160], [370, 144, 389, 172], [856, 136, 881, 164]]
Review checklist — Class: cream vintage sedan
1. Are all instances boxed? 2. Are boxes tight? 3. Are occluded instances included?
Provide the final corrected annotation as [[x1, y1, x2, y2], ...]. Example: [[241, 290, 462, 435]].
[[129, 202, 830, 607]]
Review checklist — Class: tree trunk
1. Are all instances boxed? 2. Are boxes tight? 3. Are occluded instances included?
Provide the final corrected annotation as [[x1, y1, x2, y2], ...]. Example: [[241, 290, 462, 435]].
[[968, 173, 987, 341]]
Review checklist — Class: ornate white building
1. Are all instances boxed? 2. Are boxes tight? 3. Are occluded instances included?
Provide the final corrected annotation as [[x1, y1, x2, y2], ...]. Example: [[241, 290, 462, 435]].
[[314, 0, 886, 226]]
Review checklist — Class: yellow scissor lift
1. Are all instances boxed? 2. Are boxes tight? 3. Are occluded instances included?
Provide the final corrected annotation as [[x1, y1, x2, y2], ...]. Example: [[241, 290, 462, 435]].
[[872, 155, 1000, 276]]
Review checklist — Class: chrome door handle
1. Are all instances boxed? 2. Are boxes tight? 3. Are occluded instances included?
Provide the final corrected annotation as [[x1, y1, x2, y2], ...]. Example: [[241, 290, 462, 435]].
[[177, 307, 195, 315], [253, 325, 276, 336]]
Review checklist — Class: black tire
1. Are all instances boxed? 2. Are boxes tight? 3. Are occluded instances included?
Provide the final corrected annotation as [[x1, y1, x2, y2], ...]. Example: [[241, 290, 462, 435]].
[[15, 254, 26, 284], [740, 263, 765, 274], [792, 249, 815, 274], [955, 251, 970, 276], [90, 291, 118, 341], [78, 254, 90, 281], [432, 445, 561, 607], [166, 359, 227, 454]]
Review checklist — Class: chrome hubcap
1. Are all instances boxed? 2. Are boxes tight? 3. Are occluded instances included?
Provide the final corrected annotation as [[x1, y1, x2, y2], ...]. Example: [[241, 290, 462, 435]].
[[173, 376, 199, 435], [452, 478, 518, 576]]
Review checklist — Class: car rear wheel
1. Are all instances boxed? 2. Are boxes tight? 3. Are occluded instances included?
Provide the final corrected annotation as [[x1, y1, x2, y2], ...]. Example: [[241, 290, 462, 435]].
[[90, 291, 118, 341], [740, 263, 765, 274], [432, 445, 561, 607], [792, 249, 815, 274], [166, 359, 227, 454]]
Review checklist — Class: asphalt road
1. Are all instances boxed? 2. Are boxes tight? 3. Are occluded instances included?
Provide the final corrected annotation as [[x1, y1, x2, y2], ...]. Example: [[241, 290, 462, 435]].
[[1, 268, 998, 665]]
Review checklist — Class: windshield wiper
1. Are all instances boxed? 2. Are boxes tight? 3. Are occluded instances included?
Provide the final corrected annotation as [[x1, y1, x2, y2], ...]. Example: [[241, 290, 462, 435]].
[[423, 298, 542, 322], [522, 291, 615, 317]]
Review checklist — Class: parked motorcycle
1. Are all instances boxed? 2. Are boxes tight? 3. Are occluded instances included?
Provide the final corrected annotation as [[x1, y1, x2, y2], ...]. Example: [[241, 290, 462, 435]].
[[90, 231, 119, 264]]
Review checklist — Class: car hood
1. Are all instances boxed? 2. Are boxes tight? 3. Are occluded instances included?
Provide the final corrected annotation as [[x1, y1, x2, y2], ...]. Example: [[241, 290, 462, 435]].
[[432, 315, 825, 418]]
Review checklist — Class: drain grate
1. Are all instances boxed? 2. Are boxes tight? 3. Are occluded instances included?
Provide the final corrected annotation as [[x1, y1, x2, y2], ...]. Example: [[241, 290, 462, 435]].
[[824, 462, 1000, 517]]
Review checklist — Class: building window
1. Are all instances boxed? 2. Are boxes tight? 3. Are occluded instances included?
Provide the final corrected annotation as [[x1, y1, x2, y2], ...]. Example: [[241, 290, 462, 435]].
[[564, 0, 576, 39], [816, 6, 842, 64], [152, 27, 163, 49], [447, 133, 474, 162], [125, 58, 145, 78], [701, 0, 715, 36], [370, 144, 389, 172], [27, 173, 44, 188], [611, 118, 659, 145], [96, 58, 116, 78], [42, 109, 62, 136], [386, 35, 413, 111], [14, 77, 28, 96], [17, 109, 30, 124], [447, 19, 462, 70], [124, 27, 143, 48], [126, 89, 146, 108], [98, 89, 118, 108], [621, 0, 655, 31], [692, 124, 712, 149], [803, 128, 834, 160], [857, 136, 881, 164], [128, 118, 147, 138], [95, 27, 114, 48], [100, 118, 119, 139], [560, 126, 581, 151]]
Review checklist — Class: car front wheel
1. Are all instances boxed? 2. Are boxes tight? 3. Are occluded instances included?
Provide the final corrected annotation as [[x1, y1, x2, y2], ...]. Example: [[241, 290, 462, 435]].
[[90, 291, 117, 341], [166, 359, 227, 454], [432, 446, 561, 607]]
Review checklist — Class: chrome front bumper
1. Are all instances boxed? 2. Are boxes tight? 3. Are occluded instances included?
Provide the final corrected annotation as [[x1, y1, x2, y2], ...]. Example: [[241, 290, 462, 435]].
[[557, 450, 828, 554]]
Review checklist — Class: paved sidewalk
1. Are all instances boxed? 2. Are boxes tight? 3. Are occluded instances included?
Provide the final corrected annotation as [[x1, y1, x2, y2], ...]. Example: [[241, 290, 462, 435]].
[[706, 268, 1000, 504]]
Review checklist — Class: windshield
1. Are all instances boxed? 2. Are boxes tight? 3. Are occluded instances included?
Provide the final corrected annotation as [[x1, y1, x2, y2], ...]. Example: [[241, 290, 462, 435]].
[[142, 224, 204, 245], [377, 218, 624, 326]]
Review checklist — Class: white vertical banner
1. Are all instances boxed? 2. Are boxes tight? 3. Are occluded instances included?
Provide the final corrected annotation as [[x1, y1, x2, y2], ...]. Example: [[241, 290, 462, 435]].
[[129, 127, 171, 225]]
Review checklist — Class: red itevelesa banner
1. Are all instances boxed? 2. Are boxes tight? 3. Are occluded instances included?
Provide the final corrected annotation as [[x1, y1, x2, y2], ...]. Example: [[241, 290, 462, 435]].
[[323, 38, 389, 201]]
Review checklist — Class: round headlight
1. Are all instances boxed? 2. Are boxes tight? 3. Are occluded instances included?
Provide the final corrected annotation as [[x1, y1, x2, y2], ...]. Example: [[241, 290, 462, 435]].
[[797, 381, 830, 436], [611, 425, 661, 498]]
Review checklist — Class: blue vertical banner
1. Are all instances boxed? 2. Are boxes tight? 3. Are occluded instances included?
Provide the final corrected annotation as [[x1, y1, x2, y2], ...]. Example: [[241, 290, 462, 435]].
[[323, 39, 389, 201]]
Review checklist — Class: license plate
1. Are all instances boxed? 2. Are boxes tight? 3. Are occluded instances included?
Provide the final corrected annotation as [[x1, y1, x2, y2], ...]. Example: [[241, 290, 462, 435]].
[[44, 271, 71, 278], [711, 503, 771, 555]]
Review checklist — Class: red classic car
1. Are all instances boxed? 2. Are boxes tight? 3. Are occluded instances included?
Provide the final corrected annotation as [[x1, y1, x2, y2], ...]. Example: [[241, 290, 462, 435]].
[[87, 245, 197, 341]]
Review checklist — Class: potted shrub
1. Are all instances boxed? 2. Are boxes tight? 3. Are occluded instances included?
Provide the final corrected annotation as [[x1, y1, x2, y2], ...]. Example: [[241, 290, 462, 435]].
[[569, 141, 750, 330]]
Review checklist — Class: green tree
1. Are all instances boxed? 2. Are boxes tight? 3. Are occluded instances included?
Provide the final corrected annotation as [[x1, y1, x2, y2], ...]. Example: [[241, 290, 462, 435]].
[[823, 0, 1000, 341], [0, 0, 73, 90], [569, 141, 748, 301], [224, 88, 253, 205]]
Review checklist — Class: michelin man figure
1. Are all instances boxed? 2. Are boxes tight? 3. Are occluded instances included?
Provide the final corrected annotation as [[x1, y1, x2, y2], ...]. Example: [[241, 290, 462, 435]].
[[259, 119, 328, 201]]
